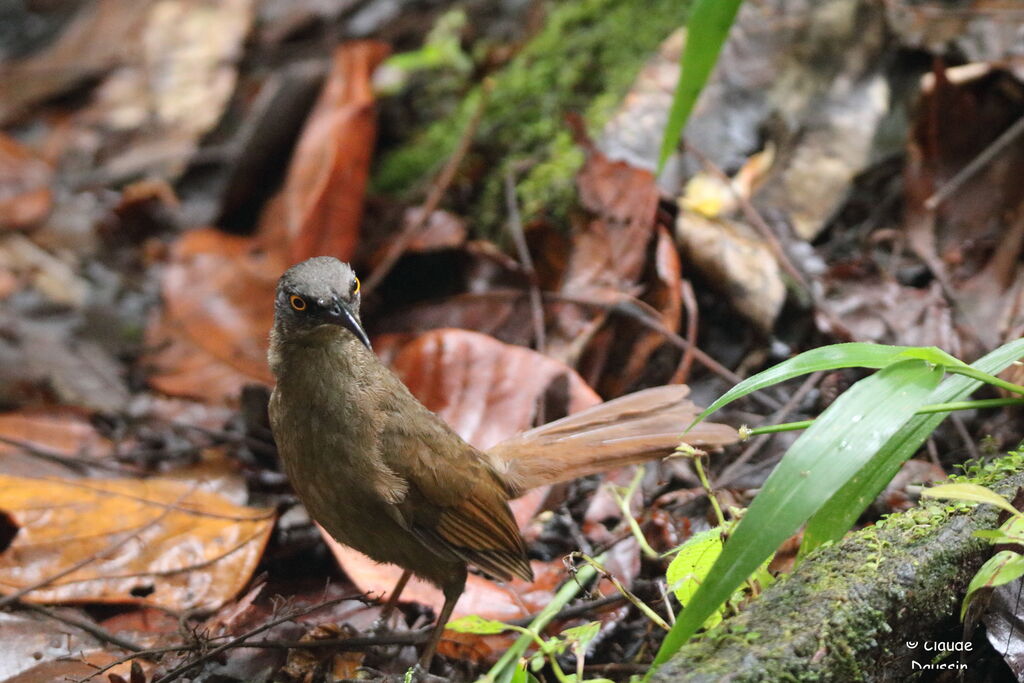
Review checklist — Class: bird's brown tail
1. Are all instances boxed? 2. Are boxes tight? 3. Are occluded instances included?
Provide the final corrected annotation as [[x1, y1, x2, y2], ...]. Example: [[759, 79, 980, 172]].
[[486, 385, 738, 496]]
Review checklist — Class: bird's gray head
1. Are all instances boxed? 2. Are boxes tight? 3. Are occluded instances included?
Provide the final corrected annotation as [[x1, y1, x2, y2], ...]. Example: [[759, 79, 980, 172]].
[[273, 256, 371, 348]]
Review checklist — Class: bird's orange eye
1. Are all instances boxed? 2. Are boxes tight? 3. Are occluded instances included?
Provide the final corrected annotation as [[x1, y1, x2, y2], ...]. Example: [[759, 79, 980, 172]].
[[289, 295, 307, 311], [352, 277, 360, 296]]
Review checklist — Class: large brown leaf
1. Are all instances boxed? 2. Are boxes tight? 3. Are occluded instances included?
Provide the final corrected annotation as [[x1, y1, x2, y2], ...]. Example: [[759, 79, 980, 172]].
[[146, 229, 280, 400], [598, 225, 684, 396], [145, 42, 388, 403], [391, 328, 601, 451], [283, 42, 390, 263], [0, 473, 274, 611], [0, 411, 115, 479], [547, 134, 663, 376]]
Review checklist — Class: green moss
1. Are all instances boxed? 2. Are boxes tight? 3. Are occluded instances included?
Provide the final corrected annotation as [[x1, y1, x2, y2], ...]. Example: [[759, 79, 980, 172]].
[[656, 451, 1024, 680], [373, 0, 691, 235]]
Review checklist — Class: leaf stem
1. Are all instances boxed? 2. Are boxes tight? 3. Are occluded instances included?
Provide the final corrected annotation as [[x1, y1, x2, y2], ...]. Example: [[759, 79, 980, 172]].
[[746, 397, 1024, 437]]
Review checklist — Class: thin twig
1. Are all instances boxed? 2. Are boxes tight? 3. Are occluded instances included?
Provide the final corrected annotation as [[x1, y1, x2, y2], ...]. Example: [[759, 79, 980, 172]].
[[548, 291, 782, 412], [925, 114, 1024, 210], [508, 594, 625, 627], [504, 167, 546, 352], [362, 81, 493, 295], [716, 370, 824, 488], [21, 602, 144, 652], [567, 553, 669, 631], [150, 594, 365, 683], [950, 412, 980, 462], [0, 435, 141, 476]]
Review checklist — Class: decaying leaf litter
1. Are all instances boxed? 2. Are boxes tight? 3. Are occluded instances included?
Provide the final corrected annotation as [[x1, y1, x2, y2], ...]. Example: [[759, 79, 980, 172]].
[[1, 0, 1024, 680]]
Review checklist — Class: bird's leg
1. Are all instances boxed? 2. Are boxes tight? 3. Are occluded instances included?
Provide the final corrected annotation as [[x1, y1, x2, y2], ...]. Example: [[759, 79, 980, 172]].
[[417, 571, 466, 672], [373, 569, 412, 630]]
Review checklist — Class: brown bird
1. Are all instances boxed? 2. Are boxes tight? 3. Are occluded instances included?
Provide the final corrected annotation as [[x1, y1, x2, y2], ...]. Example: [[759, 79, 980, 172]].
[[268, 257, 735, 673]]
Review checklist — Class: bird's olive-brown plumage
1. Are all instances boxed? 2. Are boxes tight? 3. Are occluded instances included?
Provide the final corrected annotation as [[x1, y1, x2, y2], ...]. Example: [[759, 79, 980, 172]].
[[268, 257, 738, 672], [269, 257, 530, 670]]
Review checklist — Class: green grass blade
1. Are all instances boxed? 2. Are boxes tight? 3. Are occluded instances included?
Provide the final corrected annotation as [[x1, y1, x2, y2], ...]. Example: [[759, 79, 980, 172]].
[[650, 359, 944, 673], [657, 0, 743, 172], [922, 483, 1024, 517], [690, 343, 915, 429], [801, 338, 1024, 554]]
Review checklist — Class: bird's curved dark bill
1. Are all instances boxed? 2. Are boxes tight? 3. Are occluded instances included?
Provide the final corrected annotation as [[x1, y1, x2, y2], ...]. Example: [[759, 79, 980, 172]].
[[328, 302, 372, 349]]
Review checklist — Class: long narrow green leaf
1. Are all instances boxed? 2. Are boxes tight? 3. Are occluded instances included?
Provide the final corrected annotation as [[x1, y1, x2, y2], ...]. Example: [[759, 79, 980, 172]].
[[690, 343, 914, 429], [922, 483, 1024, 518], [657, 0, 743, 172], [650, 359, 944, 674], [801, 338, 1024, 554], [690, 343, 975, 430]]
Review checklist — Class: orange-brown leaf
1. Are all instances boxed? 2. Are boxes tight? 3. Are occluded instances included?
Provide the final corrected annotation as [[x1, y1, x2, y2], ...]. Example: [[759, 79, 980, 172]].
[[0, 474, 274, 610], [0, 133, 52, 230], [391, 328, 601, 452], [145, 228, 280, 401], [283, 42, 390, 263]]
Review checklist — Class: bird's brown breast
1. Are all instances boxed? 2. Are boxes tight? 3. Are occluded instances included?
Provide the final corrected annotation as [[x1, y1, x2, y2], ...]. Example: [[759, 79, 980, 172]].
[[269, 326, 531, 587]]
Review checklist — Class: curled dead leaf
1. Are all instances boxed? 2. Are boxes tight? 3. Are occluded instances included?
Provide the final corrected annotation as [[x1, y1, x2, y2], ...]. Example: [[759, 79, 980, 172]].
[[284, 42, 390, 263], [675, 209, 785, 334]]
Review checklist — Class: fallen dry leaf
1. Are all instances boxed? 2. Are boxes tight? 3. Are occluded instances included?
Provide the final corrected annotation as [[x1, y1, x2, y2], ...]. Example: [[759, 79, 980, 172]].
[[0, 135, 52, 231], [598, 225, 683, 397], [333, 538, 562, 623], [145, 228, 280, 400], [0, 610, 141, 683], [333, 543, 566, 663], [902, 65, 1024, 357], [284, 42, 390, 263], [0, 474, 274, 611], [85, 0, 254, 181], [373, 291, 537, 348], [0, 0, 156, 125], [0, 410, 116, 479], [824, 275, 960, 353], [391, 328, 601, 452], [675, 208, 785, 334], [145, 42, 388, 403], [545, 139, 661, 371]]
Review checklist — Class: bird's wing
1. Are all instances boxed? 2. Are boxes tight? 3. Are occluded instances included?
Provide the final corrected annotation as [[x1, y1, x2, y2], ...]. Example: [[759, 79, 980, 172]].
[[380, 404, 533, 583]]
